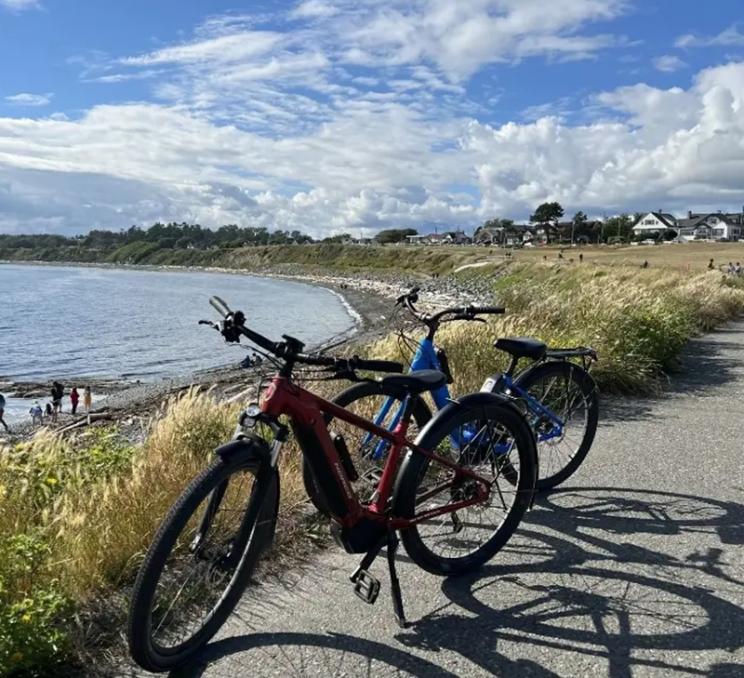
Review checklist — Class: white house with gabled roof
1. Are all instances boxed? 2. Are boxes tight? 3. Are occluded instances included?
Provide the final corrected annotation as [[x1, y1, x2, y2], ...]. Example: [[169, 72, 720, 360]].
[[632, 212, 678, 238]]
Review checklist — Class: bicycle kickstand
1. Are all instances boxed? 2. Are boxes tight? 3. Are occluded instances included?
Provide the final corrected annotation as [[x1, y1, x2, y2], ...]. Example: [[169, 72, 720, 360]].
[[348, 531, 408, 628], [386, 531, 408, 628]]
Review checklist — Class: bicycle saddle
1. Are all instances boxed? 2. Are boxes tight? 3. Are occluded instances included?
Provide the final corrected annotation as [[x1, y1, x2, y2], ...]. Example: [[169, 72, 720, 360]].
[[494, 337, 547, 360], [382, 369, 447, 394]]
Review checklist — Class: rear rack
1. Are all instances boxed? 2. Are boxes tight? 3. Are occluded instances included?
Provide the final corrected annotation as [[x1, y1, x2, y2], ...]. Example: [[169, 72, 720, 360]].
[[545, 346, 598, 371], [545, 346, 597, 360]]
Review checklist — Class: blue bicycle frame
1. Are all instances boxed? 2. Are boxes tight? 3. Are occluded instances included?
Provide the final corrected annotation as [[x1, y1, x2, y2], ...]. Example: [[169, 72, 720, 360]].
[[362, 336, 565, 459]]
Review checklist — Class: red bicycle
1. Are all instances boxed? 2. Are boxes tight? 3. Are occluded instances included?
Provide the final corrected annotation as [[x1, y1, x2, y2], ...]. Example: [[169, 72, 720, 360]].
[[127, 297, 537, 672]]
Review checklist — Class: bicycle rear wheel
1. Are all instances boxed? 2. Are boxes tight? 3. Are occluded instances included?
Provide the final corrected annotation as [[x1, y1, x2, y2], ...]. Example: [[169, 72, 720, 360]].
[[128, 455, 277, 673], [514, 361, 598, 490], [394, 396, 536, 576]]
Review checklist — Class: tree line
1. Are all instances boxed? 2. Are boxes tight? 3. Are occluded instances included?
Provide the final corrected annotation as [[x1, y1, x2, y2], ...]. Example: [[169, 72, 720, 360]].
[[478, 202, 647, 244]]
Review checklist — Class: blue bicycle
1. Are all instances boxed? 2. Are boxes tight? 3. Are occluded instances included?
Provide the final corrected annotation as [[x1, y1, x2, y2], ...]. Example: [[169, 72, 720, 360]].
[[303, 288, 598, 505]]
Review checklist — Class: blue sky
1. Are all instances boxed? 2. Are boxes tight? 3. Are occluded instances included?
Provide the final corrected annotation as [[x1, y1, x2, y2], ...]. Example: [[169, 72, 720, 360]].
[[2, 0, 744, 236]]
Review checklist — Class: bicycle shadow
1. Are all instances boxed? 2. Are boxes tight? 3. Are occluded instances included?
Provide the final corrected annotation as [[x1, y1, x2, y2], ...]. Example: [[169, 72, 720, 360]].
[[397, 486, 744, 677], [598, 324, 744, 426], [164, 487, 744, 678]]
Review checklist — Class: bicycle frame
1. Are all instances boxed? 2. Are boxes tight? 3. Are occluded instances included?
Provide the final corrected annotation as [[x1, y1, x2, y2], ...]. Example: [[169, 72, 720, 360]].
[[259, 375, 491, 531], [363, 335, 566, 459]]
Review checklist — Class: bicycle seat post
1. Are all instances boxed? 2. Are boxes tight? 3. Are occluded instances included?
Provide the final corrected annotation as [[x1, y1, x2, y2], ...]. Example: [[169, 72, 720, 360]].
[[504, 355, 519, 377]]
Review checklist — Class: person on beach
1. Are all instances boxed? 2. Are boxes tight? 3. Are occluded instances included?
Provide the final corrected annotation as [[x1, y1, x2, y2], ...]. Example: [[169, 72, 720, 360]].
[[83, 386, 92, 413], [45, 402, 54, 421], [70, 387, 80, 415], [736, 262, 742, 276], [0, 393, 9, 432], [708, 258, 715, 270], [29, 402, 43, 426], [51, 381, 63, 417]]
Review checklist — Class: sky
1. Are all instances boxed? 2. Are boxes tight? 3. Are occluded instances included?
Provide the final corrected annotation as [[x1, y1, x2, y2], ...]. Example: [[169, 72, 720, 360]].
[[1, 0, 744, 238]]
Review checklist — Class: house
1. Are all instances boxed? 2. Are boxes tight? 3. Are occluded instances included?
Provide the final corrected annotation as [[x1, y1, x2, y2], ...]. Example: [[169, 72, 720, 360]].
[[407, 230, 471, 245], [632, 211, 678, 238], [675, 211, 743, 242], [475, 224, 534, 246], [407, 233, 448, 245]]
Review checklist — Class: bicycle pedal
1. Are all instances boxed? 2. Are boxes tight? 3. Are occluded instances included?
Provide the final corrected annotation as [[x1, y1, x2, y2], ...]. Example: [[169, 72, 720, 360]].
[[352, 569, 381, 605]]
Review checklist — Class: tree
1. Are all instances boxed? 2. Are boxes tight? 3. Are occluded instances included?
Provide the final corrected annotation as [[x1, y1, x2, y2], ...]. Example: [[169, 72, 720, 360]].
[[571, 211, 589, 244], [604, 214, 634, 242], [374, 228, 417, 244], [530, 202, 564, 242], [322, 233, 352, 243]]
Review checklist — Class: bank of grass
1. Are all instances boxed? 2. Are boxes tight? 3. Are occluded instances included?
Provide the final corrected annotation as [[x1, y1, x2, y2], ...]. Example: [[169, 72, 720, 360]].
[[0, 390, 315, 675], [370, 262, 744, 394], [3, 262, 744, 675]]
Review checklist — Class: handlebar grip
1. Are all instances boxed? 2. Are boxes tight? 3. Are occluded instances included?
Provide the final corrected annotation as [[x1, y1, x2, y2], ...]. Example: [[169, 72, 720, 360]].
[[296, 353, 337, 367], [210, 295, 232, 316], [468, 306, 505, 315], [353, 358, 404, 373]]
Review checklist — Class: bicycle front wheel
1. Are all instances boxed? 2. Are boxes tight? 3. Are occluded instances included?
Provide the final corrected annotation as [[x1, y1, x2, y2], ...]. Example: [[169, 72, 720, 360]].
[[394, 396, 536, 576], [128, 455, 277, 673], [514, 361, 598, 490]]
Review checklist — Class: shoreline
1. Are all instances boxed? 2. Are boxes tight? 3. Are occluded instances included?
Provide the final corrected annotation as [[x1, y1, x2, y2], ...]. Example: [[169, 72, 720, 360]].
[[1, 255, 494, 441], [0, 260, 403, 440]]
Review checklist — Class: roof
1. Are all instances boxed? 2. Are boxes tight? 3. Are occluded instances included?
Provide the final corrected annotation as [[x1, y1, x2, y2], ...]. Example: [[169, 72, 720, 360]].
[[633, 212, 677, 229], [676, 216, 706, 229], [654, 212, 678, 227]]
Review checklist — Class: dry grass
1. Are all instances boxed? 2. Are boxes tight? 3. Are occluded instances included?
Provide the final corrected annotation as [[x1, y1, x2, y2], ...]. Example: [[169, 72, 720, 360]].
[[370, 262, 744, 394], [0, 390, 238, 674]]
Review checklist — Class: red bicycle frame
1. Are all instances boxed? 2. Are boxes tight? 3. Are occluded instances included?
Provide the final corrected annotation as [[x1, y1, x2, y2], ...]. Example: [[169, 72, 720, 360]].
[[260, 375, 492, 531]]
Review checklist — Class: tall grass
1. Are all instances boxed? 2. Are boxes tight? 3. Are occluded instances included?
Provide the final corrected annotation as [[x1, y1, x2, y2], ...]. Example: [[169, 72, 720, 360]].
[[0, 390, 237, 675], [370, 263, 744, 394]]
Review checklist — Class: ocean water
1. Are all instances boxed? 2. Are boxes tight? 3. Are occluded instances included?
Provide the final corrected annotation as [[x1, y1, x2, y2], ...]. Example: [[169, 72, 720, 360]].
[[0, 264, 357, 383]]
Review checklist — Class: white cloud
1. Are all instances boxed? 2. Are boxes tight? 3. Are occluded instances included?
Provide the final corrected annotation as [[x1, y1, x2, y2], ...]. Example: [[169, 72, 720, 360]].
[[290, 1, 339, 19], [0, 0, 39, 11], [122, 31, 283, 66], [4, 92, 53, 106], [3, 5, 744, 237], [653, 55, 687, 73], [676, 24, 744, 49]]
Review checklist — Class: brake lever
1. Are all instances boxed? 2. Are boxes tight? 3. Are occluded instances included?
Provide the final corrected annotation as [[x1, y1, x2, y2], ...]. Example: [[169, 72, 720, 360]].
[[198, 319, 220, 330]]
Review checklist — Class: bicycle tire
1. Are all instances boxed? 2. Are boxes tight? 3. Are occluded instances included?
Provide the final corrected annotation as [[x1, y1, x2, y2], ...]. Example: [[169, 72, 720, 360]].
[[513, 360, 598, 490], [128, 455, 277, 673], [302, 379, 432, 516], [394, 396, 536, 576]]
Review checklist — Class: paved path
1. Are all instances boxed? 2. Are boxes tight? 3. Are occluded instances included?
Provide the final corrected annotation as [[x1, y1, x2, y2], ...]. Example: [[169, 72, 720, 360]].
[[128, 321, 744, 677]]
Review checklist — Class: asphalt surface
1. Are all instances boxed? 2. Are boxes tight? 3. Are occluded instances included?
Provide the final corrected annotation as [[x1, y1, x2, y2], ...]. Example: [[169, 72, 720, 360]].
[[125, 321, 744, 678]]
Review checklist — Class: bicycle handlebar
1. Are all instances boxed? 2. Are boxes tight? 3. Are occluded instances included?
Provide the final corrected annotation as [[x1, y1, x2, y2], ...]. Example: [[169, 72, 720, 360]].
[[397, 288, 505, 328], [206, 297, 403, 374]]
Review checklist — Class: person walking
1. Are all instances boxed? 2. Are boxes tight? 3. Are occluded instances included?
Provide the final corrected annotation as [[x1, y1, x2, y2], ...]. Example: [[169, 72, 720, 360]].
[[83, 386, 92, 413], [51, 381, 64, 418], [45, 402, 54, 422], [0, 392, 9, 432], [736, 262, 742, 276], [70, 387, 80, 415], [29, 402, 43, 426]]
